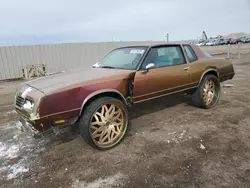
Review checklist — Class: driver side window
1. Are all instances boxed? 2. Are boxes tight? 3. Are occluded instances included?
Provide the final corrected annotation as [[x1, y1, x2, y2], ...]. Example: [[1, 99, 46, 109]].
[[141, 45, 186, 69]]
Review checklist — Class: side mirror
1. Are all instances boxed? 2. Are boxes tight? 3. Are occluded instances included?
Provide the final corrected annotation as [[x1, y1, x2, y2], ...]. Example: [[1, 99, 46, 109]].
[[145, 63, 155, 70], [92, 62, 100, 68]]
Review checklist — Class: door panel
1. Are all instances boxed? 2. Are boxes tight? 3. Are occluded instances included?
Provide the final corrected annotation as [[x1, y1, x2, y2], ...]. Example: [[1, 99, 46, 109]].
[[133, 64, 191, 102]]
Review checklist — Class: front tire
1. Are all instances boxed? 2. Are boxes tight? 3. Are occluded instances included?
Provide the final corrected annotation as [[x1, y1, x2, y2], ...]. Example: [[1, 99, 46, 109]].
[[192, 74, 221, 109], [79, 97, 129, 150]]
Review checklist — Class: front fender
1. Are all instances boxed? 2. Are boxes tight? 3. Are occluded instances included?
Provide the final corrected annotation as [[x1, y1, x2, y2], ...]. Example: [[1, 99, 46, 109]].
[[78, 89, 128, 116]]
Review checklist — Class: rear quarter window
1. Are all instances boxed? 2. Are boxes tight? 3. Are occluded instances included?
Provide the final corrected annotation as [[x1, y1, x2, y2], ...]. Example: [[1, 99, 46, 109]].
[[183, 45, 198, 62]]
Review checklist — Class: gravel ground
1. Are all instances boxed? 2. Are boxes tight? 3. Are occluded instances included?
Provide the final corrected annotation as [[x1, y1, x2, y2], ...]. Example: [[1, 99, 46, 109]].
[[1, 46, 250, 188]]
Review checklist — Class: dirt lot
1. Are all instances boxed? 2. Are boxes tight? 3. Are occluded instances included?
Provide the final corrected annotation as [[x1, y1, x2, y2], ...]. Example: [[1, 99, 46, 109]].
[[1, 44, 250, 188]]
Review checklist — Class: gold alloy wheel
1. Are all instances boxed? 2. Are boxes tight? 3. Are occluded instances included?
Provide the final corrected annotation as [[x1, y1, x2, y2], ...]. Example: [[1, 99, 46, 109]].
[[90, 103, 126, 148], [203, 78, 216, 105]]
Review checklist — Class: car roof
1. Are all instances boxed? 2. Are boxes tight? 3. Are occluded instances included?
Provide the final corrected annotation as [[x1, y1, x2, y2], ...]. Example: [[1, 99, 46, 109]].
[[117, 42, 191, 49]]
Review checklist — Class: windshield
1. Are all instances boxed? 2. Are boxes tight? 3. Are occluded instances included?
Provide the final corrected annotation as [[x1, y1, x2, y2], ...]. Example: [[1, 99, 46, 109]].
[[94, 47, 148, 70]]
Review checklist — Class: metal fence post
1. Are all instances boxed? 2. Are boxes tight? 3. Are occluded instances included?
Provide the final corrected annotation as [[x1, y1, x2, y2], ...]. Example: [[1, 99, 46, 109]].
[[227, 44, 231, 59], [237, 42, 241, 59]]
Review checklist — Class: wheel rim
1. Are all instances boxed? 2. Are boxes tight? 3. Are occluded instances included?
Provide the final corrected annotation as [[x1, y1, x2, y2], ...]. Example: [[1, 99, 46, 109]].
[[203, 78, 216, 105], [89, 103, 126, 148]]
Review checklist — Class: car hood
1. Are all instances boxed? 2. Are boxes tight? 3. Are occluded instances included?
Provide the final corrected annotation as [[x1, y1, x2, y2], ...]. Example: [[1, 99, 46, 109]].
[[25, 67, 135, 94]]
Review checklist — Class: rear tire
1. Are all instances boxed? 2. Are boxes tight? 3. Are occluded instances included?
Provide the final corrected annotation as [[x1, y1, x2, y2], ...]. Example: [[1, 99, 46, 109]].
[[79, 97, 129, 150], [192, 74, 221, 109]]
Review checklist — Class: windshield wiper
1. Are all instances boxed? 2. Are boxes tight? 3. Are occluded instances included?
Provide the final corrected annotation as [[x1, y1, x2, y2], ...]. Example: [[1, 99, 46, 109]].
[[100, 66, 116, 69]]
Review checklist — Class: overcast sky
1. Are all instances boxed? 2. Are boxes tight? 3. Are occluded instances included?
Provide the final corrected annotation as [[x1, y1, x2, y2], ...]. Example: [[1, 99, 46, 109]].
[[0, 0, 249, 45]]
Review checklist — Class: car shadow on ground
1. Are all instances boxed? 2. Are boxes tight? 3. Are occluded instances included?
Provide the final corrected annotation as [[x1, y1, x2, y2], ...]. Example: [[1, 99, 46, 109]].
[[46, 93, 193, 147]]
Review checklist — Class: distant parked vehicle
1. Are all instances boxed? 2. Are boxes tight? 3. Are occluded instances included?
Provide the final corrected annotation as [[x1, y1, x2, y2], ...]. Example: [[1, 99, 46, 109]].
[[196, 41, 205, 46], [203, 41, 208, 46], [194, 39, 208, 46], [217, 38, 226, 45], [224, 38, 231, 45], [230, 36, 246, 44], [230, 37, 238, 44], [218, 38, 232, 45], [245, 38, 250, 43], [201, 40, 209, 46], [213, 39, 222, 46], [206, 39, 218, 46], [242, 37, 250, 43], [237, 36, 246, 43], [195, 40, 205, 46]]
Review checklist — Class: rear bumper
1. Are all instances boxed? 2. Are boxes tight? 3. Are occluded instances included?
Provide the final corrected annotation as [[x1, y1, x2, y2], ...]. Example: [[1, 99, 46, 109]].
[[219, 72, 235, 82]]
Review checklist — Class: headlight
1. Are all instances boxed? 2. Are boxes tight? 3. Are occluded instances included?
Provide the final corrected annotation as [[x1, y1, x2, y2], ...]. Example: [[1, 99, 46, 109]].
[[23, 100, 34, 112]]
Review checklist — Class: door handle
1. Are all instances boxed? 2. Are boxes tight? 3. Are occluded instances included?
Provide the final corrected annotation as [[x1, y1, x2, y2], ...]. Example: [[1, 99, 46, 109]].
[[184, 67, 189, 71]]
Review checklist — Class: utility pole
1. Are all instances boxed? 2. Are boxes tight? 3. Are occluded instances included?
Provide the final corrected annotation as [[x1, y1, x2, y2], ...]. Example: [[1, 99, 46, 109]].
[[165, 33, 169, 42]]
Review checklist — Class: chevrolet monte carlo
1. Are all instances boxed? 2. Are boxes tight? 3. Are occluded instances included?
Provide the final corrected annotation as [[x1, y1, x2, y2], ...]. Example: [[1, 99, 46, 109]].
[[15, 43, 235, 150]]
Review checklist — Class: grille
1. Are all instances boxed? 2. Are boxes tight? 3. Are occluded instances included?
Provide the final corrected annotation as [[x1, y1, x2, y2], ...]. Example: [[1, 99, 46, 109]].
[[16, 95, 25, 108]]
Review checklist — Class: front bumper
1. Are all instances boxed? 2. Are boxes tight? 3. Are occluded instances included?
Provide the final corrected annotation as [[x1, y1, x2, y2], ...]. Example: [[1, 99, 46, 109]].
[[17, 118, 38, 135], [15, 107, 53, 131], [17, 117, 54, 138], [15, 107, 79, 134], [14, 83, 79, 136]]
